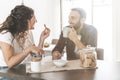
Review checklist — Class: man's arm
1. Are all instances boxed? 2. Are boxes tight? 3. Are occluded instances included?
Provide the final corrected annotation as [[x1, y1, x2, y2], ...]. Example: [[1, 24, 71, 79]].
[[68, 27, 86, 49], [52, 32, 66, 59], [82, 25, 97, 47], [68, 26, 97, 49], [87, 27, 97, 47]]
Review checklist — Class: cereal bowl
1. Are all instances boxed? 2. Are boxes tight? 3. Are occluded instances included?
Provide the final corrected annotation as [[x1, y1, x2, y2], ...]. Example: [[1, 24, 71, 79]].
[[53, 59, 67, 67]]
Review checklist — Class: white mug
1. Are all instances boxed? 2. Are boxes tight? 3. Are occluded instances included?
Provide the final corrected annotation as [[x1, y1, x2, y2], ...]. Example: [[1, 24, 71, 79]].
[[63, 27, 70, 38], [31, 61, 41, 72]]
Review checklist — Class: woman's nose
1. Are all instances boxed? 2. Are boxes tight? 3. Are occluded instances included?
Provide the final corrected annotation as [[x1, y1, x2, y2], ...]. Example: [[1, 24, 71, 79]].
[[35, 18, 37, 23]]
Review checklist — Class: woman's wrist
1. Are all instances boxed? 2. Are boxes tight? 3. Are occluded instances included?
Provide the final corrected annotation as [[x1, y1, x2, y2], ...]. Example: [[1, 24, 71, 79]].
[[23, 49, 28, 56], [40, 37, 45, 42], [23, 47, 30, 56], [38, 38, 45, 48]]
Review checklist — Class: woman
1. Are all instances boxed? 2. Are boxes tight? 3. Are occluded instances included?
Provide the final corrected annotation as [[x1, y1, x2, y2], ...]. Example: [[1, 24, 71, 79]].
[[0, 5, 50, 68]]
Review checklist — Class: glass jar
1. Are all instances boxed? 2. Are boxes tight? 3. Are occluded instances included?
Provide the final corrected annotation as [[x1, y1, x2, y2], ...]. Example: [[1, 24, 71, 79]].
[[31, 53, 42, 62], [30, 53, 42, 72], [80, 47, 97, 68]]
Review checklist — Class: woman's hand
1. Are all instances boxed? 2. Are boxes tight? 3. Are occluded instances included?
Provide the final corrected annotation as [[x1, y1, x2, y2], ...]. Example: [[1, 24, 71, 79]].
[[40, 24, 50, 40], [26, 45, 44, 55], [38, 24, 50, 48]]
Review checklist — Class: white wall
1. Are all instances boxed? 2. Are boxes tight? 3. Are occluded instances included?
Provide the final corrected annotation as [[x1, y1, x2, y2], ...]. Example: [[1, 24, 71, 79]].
[[93, 5, 112, 61], [0, 0, 61, 45], [24, 0, 61, 44], [112, 0, 120, 61], [0, 0, 22, 23], [62, 0, 92, 28], [51, 0, 61, 39]]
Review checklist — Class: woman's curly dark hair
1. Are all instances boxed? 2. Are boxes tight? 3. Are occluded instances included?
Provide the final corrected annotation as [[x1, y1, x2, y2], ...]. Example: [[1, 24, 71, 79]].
[[0, 5, 34, 48]]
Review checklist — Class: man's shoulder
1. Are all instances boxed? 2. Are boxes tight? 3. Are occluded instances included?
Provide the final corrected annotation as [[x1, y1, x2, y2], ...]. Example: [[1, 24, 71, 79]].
[[84, 24, 97, 31], [84, 23, 95, 28]]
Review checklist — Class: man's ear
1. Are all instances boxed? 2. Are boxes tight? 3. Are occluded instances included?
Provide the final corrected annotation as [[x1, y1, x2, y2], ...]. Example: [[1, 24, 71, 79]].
[[81, 18, 86, 22]]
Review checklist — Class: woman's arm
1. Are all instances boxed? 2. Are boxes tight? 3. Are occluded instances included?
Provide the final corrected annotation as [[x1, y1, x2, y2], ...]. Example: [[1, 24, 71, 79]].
[[0, 41, 41, 68], [38, 24, 50, 48]]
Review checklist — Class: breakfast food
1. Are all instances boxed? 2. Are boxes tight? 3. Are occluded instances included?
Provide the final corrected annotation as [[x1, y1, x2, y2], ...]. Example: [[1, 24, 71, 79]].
[[44, 42, 49, 47], [53, 59, 67, 67], [31, 53, 42, 62], [80, 49, 97, 68], [31, 57, 41, 62]]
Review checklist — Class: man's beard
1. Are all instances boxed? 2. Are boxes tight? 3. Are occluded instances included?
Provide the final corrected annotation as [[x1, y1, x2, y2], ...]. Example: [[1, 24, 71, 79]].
[[73, 22, 81, 31]]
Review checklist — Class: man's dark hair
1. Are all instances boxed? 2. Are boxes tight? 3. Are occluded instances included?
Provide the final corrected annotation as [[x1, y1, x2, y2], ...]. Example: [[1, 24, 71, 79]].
[[71, 8, 86, 19]]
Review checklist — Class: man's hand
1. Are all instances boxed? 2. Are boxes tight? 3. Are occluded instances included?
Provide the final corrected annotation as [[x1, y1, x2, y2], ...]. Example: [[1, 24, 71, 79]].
[[52, 51, 62, 60], [68, 27, 78, 42]]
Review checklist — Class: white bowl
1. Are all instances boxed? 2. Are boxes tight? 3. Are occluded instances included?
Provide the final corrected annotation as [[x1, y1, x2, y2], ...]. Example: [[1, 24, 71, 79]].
[[53, 59, 67, 67]]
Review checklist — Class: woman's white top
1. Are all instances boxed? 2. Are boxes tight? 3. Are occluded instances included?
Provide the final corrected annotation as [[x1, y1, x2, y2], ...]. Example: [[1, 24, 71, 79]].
[[0, 30, 34, 67]]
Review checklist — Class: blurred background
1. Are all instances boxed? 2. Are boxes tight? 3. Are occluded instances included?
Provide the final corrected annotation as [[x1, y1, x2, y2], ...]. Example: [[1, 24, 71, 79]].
[[0, 0, 120, 62]]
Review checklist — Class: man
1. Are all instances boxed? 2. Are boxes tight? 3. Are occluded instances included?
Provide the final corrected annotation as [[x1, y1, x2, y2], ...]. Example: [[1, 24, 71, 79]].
[[52, 8, 97, 60]]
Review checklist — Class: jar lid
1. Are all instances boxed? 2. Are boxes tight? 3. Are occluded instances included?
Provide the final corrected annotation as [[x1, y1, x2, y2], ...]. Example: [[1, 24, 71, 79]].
[[31, 53, 42, 58]]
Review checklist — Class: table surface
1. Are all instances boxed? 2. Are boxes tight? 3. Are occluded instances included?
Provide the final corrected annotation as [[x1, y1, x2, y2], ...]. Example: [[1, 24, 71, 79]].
[[0, 60, 120, 80]]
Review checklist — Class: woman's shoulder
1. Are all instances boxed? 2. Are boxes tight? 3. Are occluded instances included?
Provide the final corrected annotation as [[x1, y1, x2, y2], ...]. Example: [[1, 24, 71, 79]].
[[0, 30, 13, 37], [0, 30, 13, 45]]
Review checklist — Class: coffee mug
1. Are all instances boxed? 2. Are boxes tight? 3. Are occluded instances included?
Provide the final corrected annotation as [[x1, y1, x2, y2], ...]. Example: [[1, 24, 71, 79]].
[[31, 61, 41, 72], [30, 56, 41, 72], [63, 27, 70, 38]]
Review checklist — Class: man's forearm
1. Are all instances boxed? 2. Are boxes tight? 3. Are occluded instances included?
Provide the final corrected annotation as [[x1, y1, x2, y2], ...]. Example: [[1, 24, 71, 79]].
[[73, 38, 85, 49]]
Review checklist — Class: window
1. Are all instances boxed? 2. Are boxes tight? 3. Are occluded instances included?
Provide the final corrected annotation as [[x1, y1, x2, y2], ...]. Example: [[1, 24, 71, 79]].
[[93, 0, 112, 61]]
